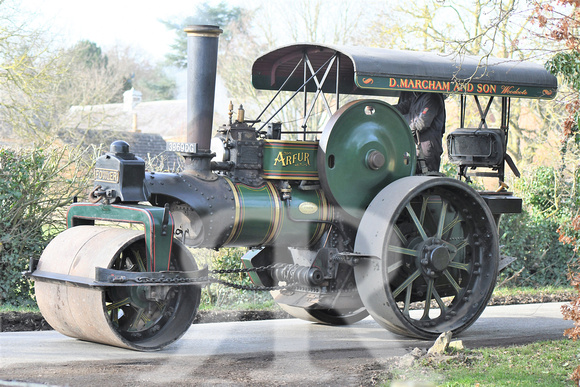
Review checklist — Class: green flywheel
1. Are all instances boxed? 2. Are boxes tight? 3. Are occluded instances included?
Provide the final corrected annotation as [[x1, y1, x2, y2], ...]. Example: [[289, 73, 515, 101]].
[[317, 99, 416, 219]]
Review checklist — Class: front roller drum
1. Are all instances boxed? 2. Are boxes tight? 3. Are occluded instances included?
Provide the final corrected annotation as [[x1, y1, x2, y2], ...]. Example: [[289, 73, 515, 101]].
[[35, 226, 200, 351], [354, 176, 499, 339]]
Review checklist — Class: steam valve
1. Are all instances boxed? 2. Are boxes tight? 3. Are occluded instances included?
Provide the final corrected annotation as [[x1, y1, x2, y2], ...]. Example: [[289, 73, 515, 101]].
[[237, 104, 245, 123]]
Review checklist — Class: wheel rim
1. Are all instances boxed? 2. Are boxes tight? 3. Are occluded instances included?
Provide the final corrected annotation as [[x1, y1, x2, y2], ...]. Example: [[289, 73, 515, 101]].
[[354, 176, 498, 338]]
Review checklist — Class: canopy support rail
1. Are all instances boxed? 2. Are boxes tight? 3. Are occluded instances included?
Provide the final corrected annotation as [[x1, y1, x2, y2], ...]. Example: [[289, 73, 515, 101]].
[[301, 53, 337, 138], [257, 54, 336, 135], [474, 95, 494, 129]]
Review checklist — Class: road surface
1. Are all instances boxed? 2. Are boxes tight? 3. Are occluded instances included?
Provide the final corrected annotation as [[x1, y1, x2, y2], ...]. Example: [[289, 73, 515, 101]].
[[0, 303, 572, 386]]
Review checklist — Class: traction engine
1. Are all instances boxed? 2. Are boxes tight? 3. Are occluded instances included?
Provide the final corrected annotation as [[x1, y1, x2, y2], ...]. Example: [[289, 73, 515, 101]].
[[29, 26, 557, 350]]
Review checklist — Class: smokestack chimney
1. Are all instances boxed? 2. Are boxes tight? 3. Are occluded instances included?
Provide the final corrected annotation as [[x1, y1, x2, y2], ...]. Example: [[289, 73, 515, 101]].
[[184, 25, 222, 155]]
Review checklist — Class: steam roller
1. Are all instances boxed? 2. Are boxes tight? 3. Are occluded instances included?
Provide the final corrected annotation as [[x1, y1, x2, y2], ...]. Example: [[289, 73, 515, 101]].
[[28, 22, 558, 351]]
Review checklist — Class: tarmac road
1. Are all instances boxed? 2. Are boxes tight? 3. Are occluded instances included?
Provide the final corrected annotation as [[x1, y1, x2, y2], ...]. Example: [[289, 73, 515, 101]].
[[0, 303, 573, 386]]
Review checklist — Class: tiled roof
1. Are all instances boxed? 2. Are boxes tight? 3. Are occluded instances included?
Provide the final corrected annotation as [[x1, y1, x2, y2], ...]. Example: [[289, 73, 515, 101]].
[[66, 100, 188, 139], [58, 128, 182, 172]]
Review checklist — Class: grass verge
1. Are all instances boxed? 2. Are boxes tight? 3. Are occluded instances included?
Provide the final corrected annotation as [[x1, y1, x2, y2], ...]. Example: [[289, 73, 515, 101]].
[[0, 304, 39, 313], [492, 286, 574, 298], [384, 340, 579, 386]]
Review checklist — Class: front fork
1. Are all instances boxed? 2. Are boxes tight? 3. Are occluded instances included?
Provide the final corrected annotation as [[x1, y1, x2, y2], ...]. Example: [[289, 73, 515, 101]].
[[67, 202, 174, 272]]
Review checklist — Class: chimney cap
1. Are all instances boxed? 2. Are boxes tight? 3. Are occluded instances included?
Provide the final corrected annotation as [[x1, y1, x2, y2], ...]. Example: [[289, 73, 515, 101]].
[[184, 25, 223, 37]]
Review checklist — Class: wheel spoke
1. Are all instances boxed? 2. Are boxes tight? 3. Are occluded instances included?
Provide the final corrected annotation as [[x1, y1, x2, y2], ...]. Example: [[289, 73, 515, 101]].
[[134, 250, 146, 272], [392, 269, 421, 298], [421, 278, 434, 320], [406, 204, 428, 241], [393, 225, 408, 245], [156, 300, 166, 310], [442, 215, 461, 237], [387, 260, 403, 274], [128, 307, 149, 331], [387, 244, 418, 257], [454, 238, 469, 252], [107, 297, 130, 312], [420, 196, 429, 225], [403, 283, 413, 317], [448, 261, 470, 271], [436, 202, 448, 239], [443, 269, 463, 293], [432, 287, 446, 311]]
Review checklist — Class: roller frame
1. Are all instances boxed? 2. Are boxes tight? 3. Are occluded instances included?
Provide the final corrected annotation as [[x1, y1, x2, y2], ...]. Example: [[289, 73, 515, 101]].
[[29, 265, 209, 288], [67, 202, 175, 272]]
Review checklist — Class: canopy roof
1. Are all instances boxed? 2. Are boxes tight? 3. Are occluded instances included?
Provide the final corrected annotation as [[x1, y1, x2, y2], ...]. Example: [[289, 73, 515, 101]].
[[252, 44, 558, 99]]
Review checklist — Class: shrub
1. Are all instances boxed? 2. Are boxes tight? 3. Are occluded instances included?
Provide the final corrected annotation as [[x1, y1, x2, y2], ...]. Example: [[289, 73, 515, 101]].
[[0, 146, 91, 306], [499, 166, 577, 287], [193, 247, 272, 309]]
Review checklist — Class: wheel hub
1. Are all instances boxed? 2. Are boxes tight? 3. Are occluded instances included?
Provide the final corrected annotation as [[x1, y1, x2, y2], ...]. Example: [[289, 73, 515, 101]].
[[419, 238, 454, 276]]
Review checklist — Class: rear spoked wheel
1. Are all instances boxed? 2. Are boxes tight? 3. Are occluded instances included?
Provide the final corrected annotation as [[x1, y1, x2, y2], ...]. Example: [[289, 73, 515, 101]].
[[354, 176, 499, 339]]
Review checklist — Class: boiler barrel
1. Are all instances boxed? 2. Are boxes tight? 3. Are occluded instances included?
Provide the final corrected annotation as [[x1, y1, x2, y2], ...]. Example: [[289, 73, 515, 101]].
[[222, 180, 333, 248], [150, 173, 333, 249]]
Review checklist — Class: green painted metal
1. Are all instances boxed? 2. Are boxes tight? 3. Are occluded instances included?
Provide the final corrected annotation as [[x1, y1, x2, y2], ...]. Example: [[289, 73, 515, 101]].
[[318, 99, 416, 219], [67, 203, 174, 272], [278, 188, 333, 247], [223, 180, 332, 248], [225, 182, 280, 247], [262, 140, 319, 180], [240, 248, 265, 286]]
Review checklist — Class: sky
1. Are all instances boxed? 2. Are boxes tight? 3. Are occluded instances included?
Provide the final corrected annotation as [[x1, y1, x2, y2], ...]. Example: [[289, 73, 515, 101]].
[[22, 0, 247, 62]]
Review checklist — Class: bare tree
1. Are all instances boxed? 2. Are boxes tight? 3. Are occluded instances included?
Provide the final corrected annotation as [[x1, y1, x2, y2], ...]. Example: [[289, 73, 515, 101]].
[[220, 0, 369, 137], [366, 0, 563, 168]]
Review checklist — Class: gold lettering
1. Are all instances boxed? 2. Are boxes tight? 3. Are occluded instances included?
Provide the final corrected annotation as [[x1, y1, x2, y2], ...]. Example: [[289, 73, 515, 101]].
[[274, 152, 286, 166], [273, 151, 312, 168], [501, 85, 528, 95]]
